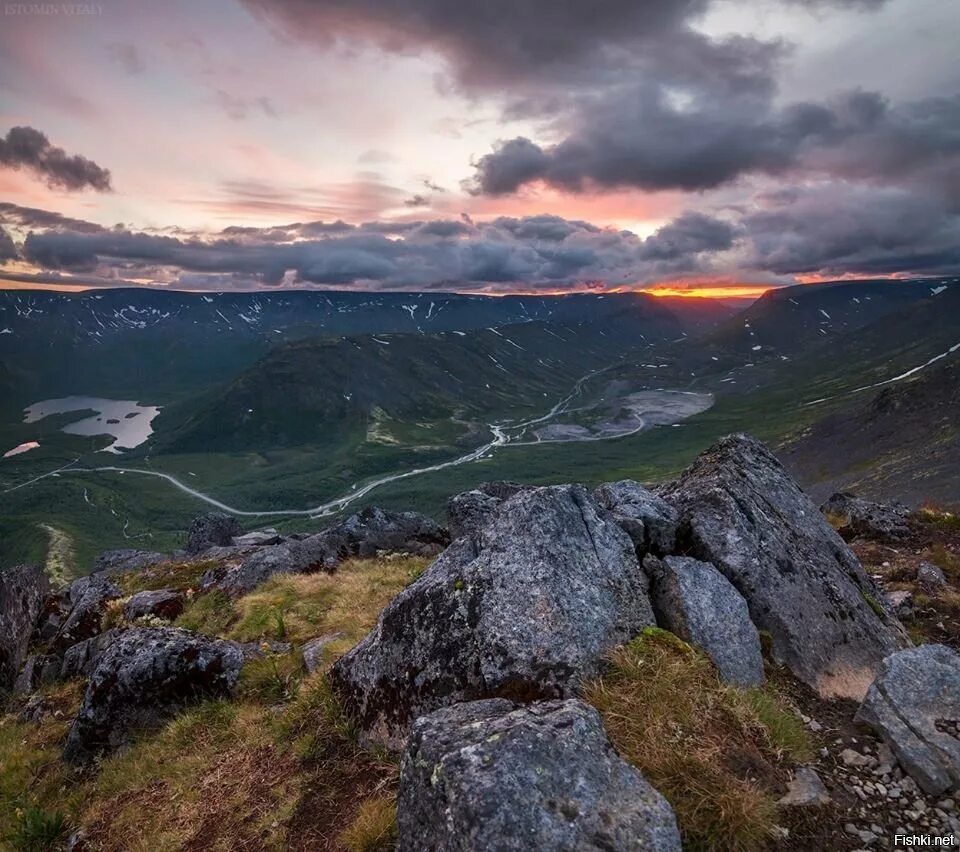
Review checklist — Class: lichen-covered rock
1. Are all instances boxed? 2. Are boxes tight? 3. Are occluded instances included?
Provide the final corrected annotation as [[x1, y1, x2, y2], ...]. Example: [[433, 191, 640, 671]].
[[918, 562, 948, 595], [60, 629, 123, 680], [185, 512, 243, 555], [331, 484, 655, 747], [231, 529, 282, 547], [93, 549, 167, 575], [63, 627, 242, 764], [446, 481, 528, 539], [645, 554, 764, 686], [855, 644, 960, 795], [0, 564, 49, 688], [821, 492, 911, 542], [398, 698, 681, 852], [594, 479, 678, 556], [661, 434, 907, 700], [206, 507, 449, 596], [123, 589, 185, 622], [53, 576, 121, 651]]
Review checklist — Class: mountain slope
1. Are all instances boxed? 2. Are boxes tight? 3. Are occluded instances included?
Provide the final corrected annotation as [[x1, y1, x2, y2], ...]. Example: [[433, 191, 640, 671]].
[[156, 311, 669, 453]]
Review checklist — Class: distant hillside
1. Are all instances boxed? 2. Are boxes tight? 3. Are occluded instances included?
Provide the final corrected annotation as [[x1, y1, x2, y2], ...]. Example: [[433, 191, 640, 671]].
[[706, 278, 956, 357], [0, 288, 726, 409], [782, 355, 960, 506], [156, 311, 670, 453]]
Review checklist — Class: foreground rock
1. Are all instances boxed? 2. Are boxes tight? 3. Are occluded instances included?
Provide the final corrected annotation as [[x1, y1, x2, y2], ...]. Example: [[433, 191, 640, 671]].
[[778, 767, 832, 807], [446, 481, 527, 539], [60, 629, 123, 680], [918, 562, 948, 595], [855, 644, 960, 795], [0, 564, 48, 688], [123, 589, 185, 622], [645, 555, 763, 686], [206, 507, 449, 596], [594, 480, 678, 556], [53, 576, 121, 651], [820, 492, 911, 541], [398, 699, 681, 852], [662, 434, 906, 700], [185, 512, 243, 555], [332, 485, 654, 747], [64, 627, 243, 764]]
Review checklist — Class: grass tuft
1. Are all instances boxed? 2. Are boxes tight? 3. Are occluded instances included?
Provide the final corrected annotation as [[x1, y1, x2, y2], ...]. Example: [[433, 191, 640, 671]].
[[7, 806, 68, 852], [584, 628, 811, 852], [338, 794, 397, 852]]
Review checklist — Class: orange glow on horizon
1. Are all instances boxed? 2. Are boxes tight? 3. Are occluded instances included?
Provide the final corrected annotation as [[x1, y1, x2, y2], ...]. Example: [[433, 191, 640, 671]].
[[642, 283, 776, 300]]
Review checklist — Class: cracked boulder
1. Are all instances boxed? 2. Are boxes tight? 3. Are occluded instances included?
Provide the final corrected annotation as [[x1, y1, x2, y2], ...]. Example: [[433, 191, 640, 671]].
[[331, 484, 654, 747], [855, 644, 960, 795], [64, 627, 243, 764], [446, 481, 528, 539], [594, 480, 678, 556], [645, 554, 764, 686], [398, 698, 681, 852], [0, 564, 49, 689], [53, 576, 121, 651], [661, 433, 907, 700]]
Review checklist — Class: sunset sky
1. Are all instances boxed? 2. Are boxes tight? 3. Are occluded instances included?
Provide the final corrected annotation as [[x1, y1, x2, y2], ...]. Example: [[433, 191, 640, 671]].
[[1, 0, 958, 294]]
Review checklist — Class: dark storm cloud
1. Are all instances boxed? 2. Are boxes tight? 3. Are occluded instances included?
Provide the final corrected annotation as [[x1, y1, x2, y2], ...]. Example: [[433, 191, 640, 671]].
[[0, 126, 112, 192], [17, 209, 735, 290], [0, 227, 17, 261], [741, 184, 960, 276]]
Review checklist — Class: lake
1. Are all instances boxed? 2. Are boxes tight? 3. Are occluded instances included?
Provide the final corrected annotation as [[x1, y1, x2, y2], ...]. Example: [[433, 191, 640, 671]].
[[23, 396, 162, 453]]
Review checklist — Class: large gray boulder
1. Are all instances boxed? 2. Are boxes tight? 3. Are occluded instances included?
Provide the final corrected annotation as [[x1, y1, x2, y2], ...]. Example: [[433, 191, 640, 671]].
[[855, 645, 960, 795], [331, 485, 655, 747], [447, 481, 528, 539], [594, 479, 678, 556], [63, 627, 242, 764], [0, 564, 49, 689], [645, 555, 764, 687], [820, 492, 911, 542], [206, 507, 449, 596], [398, 698, 681, 852], [185, 512, 243, 555], [53, 575, 121, 651], [661, 434, 907, 700]]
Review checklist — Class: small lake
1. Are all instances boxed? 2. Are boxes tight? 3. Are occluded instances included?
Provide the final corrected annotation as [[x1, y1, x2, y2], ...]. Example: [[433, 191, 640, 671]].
[[23, 396, 162, 453]]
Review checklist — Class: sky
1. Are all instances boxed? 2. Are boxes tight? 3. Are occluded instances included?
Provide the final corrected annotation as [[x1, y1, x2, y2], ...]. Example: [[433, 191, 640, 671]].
[[0, 0, 958, 296]]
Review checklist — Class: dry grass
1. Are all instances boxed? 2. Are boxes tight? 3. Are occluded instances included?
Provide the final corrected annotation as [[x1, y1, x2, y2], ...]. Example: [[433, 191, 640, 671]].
[[584, 627, 812, 852], [337, 794, 397, 852], [115, 559, 220, 595]]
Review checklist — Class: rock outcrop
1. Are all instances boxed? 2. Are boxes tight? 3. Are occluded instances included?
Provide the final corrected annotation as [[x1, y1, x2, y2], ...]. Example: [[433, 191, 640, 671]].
[[661, 433, 907, 700], [185, 512, 243, 556], [917, 562, 947, 595], [0, 564, 49, 688], [398, 698, 681, 851], [205, 507, 449, 596], [93, 549, 167, 576], [13, 652, 60, 695], [855, 644, 960, 795], [53, 576, 121, 651], [331, 485, 654, 747], [64, 627, 243, 764], [594, 479, 678, 556], [820, 492, 911, 541], [446, 481, 527, 539], [123, 589, 185, 622], [645, 554, 764, 686]]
